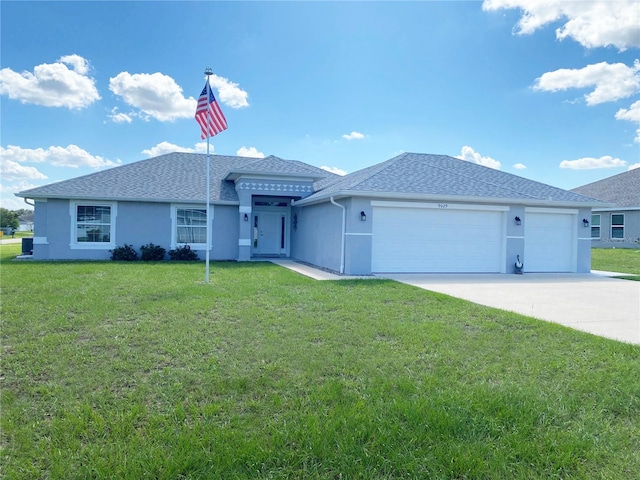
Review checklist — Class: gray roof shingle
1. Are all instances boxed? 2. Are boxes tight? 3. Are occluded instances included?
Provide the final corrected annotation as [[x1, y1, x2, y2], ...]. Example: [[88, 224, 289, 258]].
[[16, 153, 336, 203], [570, 168, 640, 208], [16, 151, 606, 208], [301, 153, 604, 205]]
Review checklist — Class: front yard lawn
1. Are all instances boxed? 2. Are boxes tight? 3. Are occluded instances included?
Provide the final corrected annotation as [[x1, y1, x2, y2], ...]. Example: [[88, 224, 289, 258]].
[[592, 247, 640, 279], [2, 243, 639, 479]]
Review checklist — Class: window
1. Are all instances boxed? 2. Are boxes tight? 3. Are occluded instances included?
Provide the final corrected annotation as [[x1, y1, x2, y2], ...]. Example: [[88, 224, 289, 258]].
[[176, 208, 207, 244], [591, 214, 600, 239], [611, 214, 624, 240], [71, 202, 116, 249]]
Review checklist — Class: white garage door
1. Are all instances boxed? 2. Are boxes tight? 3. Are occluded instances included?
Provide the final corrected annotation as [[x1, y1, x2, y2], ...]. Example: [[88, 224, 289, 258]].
[[524, 210, 576, 272], [372, 203, 506, 273]]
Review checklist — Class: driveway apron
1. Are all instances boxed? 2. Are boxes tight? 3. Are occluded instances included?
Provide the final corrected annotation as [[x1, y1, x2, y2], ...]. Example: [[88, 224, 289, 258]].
[[381, 273, 640, 345]]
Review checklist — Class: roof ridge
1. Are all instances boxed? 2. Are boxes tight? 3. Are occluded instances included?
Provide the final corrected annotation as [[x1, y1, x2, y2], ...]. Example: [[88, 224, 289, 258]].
[[318, 153, 409, 192], [238, 154, 336, 177]]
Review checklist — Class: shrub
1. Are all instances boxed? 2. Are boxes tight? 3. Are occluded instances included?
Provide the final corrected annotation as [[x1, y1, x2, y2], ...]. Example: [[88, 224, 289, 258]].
[[140, 243, 166, 261], [168, 244, 199, 261], [110, 244, 139, 261]]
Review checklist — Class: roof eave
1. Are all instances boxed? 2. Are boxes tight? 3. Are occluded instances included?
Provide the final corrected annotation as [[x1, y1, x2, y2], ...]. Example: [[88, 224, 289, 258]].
[[14, 193, 240, 206], [592, 205, 640, 212], [292, 190, 611, 208], [224, 170, 327, 182]]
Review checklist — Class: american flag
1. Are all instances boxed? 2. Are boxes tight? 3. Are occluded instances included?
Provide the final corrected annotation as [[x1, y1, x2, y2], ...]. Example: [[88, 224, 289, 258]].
[[195, 82, 227, 139]]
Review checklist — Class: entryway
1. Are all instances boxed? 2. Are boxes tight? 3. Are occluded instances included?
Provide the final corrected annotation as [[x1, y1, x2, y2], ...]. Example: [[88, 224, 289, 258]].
[[251, 197, 290, 257]]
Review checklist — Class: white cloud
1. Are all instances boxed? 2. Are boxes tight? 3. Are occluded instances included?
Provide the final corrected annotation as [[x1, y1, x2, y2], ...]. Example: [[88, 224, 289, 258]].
[[320, 166, 347, 176], [58, 54, 90, 75], [616, 100, 640, 123], [628, 163, 640, 171], [107, 107, 133, 124], [108, 72, 249, 122], [455, 146, 501, 169], [483, 0, 640, 50], [1, 144, 120, 169], [559, 156, 627, 169], [208, 74, 249, 109], [0, 159, 48, 181], [534, 61, 640, 105], [0, 55, 100, 109], [342, 131, 365, 140], [194, 142, 209, 153], [141, 141, 197, 157], [109, 72, 197, 122], [615, 100, 640, 143], [236, 146, 265, 158], [0, 180, 41, 193], [0, 196, 31, 211], [513, 163, 526, 169]]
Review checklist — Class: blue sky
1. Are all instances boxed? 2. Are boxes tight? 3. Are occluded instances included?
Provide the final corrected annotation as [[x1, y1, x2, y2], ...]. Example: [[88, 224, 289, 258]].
[[1, 0, 639, 210]]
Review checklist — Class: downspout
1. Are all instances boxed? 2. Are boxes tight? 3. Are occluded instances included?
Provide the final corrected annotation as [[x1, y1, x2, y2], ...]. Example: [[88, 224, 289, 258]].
[[23, 198, 35, 207], [330, 196, 345, 274]]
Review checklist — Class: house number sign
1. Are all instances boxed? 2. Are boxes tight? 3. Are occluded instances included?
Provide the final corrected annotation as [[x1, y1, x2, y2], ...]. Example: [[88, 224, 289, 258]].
[[438, 204, 448, 209]]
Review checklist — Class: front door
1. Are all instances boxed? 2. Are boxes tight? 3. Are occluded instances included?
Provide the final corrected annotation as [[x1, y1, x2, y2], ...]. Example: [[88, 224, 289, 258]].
[[253, 211, 285, 256]]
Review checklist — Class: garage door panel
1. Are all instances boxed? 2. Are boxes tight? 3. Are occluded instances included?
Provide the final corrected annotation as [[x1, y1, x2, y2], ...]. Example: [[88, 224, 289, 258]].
[[524, 212, 575, 272], [372, 206, 504, 273]]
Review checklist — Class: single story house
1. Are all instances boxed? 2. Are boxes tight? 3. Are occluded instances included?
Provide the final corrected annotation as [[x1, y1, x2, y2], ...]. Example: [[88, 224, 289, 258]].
[[571, 168, 640, 249], [16, 152, 606, 274], [18, 213, 34, 232]]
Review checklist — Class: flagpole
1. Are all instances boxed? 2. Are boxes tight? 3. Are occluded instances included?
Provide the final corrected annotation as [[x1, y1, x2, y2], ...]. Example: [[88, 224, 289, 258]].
[[204, 67, 212, 283]]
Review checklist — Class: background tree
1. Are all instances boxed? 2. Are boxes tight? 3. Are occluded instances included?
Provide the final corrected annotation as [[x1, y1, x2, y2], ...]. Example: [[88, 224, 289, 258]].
[[0, 208, 20, 229], [14, 208, 34, 217]]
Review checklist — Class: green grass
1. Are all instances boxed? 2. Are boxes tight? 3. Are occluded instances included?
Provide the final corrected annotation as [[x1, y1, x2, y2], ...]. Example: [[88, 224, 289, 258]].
[[592, 247, 640, 279], [0, 231, 33, 240], [2, 243, 640, 479]]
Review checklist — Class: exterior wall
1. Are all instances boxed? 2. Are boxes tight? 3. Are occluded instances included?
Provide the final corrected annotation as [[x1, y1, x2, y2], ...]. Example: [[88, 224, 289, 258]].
[[590, 210, 640, 249], [575, 207, 593, 273], [30, 199, 239, 261], [211, 204, 240, 260], [343, 197, 373, 275], [30, 194, 595, 273], [290, 201, 343, 273], [236, 189, 253, 261], [118, 201, 171, 251], [506, 205, 525, 274], [32, 199, 51, 259]]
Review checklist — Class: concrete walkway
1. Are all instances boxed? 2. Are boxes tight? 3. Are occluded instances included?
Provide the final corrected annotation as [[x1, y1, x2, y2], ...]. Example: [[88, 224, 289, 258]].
[[268, 259, 639, 345], [0, 238, 23, 244], [267, 259, 363, 280]]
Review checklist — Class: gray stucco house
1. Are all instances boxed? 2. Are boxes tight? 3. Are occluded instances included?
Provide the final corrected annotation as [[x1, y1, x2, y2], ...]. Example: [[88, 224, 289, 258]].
[[571, 168, 640, 249], [16, 152, 605, 274]]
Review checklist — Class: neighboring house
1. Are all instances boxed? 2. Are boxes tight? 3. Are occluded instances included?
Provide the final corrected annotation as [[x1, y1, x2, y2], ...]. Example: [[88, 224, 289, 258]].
[[16, 152, 605, 274], [571, 168, 640, 249], [18, 213, 34, 232]]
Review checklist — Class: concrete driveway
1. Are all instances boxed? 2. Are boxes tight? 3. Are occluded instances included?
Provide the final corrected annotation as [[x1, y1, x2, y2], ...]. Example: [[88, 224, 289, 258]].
[[381, 273, 640, 345]]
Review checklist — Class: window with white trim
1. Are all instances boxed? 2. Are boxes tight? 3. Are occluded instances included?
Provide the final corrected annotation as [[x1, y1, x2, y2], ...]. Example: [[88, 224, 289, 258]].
[[611, 214, 624, 240], [177, 208, 207, 243], [171, 205, 211, 248], [591, 214, 600, 239], [71, 202, 116, 249]]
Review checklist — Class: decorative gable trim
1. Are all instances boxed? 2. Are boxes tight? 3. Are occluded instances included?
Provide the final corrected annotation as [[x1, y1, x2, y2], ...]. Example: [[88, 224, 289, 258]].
[[236, 181, 313, 193]]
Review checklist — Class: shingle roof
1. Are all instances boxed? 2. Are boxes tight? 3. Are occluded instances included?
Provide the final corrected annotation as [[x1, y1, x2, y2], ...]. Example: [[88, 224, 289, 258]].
[[16, 151, 606, 208], [570, 168, 640, 208], [16, 153, 336, 203], [300, 153, 604, 206]]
